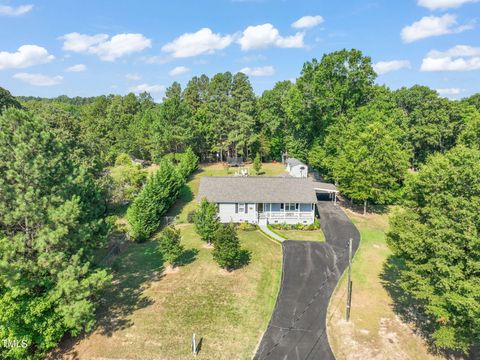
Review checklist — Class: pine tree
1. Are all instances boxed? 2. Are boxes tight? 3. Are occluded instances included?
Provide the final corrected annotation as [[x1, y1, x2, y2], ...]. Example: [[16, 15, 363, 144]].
[[253, 152, 262, 174], [0, 109, 110, 359]]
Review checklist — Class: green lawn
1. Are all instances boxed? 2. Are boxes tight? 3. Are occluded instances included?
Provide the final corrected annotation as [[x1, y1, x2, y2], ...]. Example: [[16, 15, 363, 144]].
[[61, 225, 282, 360], [268, 226, 325, 242], [327, 209, 444, 360], [168, 162, 287, 223]]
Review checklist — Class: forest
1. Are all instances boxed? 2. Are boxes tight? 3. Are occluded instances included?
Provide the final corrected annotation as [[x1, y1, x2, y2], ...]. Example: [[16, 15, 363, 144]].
[[0, 49, 479, 358]]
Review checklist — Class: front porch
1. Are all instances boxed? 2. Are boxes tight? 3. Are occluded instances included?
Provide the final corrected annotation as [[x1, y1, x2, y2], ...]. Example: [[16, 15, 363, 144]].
[[257, 202, 315, 225]]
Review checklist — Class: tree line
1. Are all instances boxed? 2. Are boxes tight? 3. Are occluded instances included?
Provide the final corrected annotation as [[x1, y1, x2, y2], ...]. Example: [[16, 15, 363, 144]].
[[0, 47, 479, 357]]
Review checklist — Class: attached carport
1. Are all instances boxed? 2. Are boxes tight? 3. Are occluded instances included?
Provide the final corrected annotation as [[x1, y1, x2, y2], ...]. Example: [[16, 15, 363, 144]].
[[313, 182, 339, 205]]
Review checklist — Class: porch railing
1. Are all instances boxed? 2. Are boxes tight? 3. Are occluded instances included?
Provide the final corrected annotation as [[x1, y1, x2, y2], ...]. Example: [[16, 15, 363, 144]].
[[260, 211, 313, 219]]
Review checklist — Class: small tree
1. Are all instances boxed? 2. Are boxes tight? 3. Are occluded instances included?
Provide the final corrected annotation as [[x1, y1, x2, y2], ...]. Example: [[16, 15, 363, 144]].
[[115, 153, 133, 166], [193, 198, 219, 245], [253, 152, 262, 174], [158, 226, 184, 268], [212, 224, 244, 270]]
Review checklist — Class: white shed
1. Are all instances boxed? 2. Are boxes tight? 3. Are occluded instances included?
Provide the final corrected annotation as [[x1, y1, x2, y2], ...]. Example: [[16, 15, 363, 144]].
[[286, 158, 308, 178]]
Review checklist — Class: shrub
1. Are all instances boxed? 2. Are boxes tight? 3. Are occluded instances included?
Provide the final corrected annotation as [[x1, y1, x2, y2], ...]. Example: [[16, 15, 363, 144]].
[[115, 153, 132, 166], [237, 222, 256, 231]]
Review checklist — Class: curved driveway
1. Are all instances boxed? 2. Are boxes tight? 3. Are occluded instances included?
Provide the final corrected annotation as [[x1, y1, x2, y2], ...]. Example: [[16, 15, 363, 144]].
[[254, 202, 360, 360]]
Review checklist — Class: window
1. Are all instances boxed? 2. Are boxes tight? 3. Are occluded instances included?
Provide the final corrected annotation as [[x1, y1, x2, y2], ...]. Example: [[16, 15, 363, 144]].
[[238, 203, 246, 213], [285, 203, 297, 211]]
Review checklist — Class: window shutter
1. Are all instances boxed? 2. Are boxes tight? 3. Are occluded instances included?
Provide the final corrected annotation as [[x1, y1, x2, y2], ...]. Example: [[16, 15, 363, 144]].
[[280, 203, 284, 210], [235, 203, 238, 213], [296, 203, 299, 210], [245, 203, 248, 214]]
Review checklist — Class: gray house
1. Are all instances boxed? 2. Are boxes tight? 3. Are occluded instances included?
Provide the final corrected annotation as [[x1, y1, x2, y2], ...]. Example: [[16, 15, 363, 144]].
[[198, 177, 317, 225]]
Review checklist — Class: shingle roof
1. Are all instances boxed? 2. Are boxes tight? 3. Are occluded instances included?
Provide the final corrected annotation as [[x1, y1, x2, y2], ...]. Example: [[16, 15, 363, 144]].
[[286, 158, 306, 167], [312, 181, 338, 192], [198, 176, 317, 203]]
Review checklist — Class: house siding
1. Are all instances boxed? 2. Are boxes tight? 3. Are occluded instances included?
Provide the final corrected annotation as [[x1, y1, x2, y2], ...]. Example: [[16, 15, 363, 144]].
[[216, 202, 315, 225], [218, 203, 258, 223]]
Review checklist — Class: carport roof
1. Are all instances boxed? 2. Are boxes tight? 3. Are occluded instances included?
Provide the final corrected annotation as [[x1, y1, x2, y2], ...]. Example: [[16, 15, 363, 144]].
[[198, 176, 318, 203], [312, 181, 338, 192]]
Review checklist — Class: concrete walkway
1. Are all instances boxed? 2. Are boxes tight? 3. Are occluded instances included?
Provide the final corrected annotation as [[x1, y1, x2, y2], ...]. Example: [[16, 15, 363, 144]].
[[254, 202, 360, 360], [259, 224, 285, 242]]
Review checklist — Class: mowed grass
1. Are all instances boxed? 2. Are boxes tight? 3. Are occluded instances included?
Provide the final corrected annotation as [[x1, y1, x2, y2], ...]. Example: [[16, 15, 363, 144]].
[[326, 208, 444, 360], [61, 225, 282, 360], [269, 227, 325, 242], [168, 162, 287, 223]]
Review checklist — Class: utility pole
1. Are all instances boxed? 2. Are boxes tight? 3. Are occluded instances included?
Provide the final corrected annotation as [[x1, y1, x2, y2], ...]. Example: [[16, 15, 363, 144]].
[[346, 238, 353, 321], [192, 333, 197, 356]]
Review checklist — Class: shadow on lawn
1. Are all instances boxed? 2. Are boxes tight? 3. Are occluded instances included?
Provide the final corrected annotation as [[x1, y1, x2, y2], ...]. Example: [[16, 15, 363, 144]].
[[166, 182, 195, 219], [51, 241, 165, 359], [380, 255, 468, 359], [339, 199, 390, 215], [96, 241, 164, 336], [176, 248, 199, 267]]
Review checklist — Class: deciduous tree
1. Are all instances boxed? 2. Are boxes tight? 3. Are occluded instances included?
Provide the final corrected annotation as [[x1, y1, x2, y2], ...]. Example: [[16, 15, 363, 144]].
[[387, 145, 480, 353]]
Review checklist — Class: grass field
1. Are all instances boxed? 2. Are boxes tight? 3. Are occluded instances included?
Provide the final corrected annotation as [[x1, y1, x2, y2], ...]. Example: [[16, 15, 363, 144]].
[[268, 226, 325, 242], [60, 225, 281, 359], [168, 162, 286, 223], [326, 208, 445, 360]]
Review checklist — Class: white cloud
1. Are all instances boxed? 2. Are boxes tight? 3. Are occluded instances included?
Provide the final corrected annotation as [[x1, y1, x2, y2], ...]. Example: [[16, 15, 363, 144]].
[[292, 15, 324, 29], [60, 32, 151, 61], [373, 60, 411, 75], [418, 0, 478, 10], [421, 45, 480, 71], [238, 23, 304, 50], [401, 14, 473, 43], [162, 28, 232, 58], [13, 73, 63, 86], [169, 66, 190, 76], [239, 65, 275, 76], [126, 73, 141, 80], [129, 83, 165, 93], [436, 87, 464, 96], [61, 33, 108, 52], [0, 4, 33, 16], [426, 44, 480, 57], [0, 45, 54, 70], [65, 64, 86, 72]]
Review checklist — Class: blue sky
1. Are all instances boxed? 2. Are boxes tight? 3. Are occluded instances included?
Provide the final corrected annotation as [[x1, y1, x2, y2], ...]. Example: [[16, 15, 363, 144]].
[[0, 0, 479, 100]]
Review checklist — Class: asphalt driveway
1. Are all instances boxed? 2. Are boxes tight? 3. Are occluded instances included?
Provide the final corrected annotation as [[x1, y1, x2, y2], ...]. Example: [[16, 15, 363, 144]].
[[253, 202, 360, 360]]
